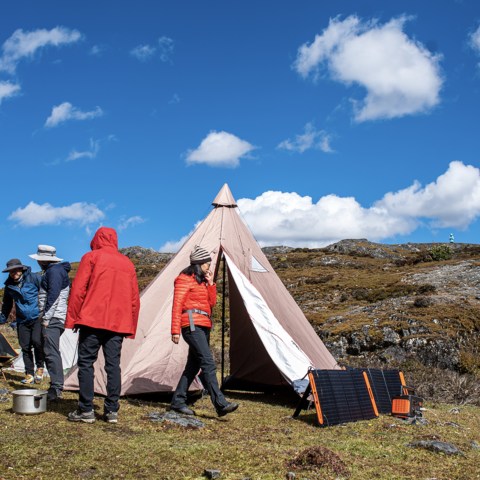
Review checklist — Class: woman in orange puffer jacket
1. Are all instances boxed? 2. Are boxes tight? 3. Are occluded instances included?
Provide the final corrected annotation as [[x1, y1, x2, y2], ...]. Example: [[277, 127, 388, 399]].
[[170, 245, 239, 417]]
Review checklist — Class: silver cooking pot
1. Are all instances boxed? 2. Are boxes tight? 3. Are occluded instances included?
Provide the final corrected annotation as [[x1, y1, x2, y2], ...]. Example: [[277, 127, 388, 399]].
[[12, 389, 48, 414]]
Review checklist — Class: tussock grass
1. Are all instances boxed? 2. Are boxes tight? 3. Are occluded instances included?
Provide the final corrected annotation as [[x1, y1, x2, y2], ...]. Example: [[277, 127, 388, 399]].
[[2, 243, 480, 478], [1, 369, 480, 480]]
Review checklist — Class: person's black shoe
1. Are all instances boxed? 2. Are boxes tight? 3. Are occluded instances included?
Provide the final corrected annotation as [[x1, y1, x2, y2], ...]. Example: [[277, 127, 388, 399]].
[[217, 402, 239, 417], [68, 409, 95, 423], [47, 388, 63, 402], [170, 405, 195, 416]]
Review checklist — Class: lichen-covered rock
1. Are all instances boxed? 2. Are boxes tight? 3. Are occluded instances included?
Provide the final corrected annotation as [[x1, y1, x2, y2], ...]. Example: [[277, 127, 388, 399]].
[[407, 440, 464, 456], [146, 411, 205, 429], [382, 327, 401, 346]]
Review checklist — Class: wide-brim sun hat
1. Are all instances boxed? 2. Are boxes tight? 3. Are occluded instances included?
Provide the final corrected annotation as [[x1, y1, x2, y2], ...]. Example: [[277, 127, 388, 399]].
[[2, 258, 28, 273], [29, 245, 63, 262]]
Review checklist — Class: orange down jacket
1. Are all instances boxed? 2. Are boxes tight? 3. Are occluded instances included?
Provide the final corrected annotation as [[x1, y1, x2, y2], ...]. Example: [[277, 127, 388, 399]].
[[171, 273, 216, 335], [65, 227, 140, 338]]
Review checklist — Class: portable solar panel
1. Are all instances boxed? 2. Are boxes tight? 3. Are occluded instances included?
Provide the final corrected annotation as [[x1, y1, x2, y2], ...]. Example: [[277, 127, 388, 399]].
[[293, 369, 379, 427], [355, 369, 407, 414], [0, 332, 18, 383], [0, 332, 17, 358]]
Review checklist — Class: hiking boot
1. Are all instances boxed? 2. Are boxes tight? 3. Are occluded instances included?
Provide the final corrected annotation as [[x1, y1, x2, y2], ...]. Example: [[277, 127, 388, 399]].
[[103, 411, 118, 423], [217, 402, 239, 417], [47, 388, 63, 402], [34, 368, 44, 383], [21, 374, 35, 385], [170, 405, 195, 416], [68, 410, 96, 423]]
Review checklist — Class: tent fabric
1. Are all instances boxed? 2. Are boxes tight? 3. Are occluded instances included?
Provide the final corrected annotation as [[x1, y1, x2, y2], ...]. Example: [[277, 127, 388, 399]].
[[64, 184, 339, 395], [12, 328, 79, 375], [224, 253, 314, 385]]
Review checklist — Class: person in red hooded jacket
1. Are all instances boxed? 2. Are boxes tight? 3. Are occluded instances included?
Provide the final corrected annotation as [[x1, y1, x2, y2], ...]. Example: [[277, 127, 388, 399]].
[[65, 227, 140, 424]]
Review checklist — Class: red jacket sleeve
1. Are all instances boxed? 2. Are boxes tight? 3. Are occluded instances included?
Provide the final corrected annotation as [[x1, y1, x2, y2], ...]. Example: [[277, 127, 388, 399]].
[[65, 253, 93, 329], [207, 283, 217, 308], [171, 274, 191, 335], [127, 270, 140, 339]]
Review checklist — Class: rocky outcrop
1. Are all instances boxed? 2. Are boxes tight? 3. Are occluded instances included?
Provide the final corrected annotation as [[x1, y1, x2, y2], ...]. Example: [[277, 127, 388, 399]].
[[262, 240, 480, 376], [118, 241, 480, 377], [121, 246, 173, 265], [323, 239, 407, 260]]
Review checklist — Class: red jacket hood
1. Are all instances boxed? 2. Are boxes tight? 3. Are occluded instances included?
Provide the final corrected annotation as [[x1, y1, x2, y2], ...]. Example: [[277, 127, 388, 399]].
[[90, 227, 118, 251]]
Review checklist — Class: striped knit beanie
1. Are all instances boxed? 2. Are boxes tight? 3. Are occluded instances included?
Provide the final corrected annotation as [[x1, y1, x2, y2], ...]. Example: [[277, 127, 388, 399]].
[[190, 245, 212, 265]]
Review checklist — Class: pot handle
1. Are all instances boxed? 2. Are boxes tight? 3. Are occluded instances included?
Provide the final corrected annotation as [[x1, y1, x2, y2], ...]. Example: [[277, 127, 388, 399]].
[[34, 395, 43, 401]]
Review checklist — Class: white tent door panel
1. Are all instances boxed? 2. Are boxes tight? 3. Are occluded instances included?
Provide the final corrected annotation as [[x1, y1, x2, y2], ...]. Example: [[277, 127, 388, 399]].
[[224, 253, 314, 384], [13, 328, 79, 375]]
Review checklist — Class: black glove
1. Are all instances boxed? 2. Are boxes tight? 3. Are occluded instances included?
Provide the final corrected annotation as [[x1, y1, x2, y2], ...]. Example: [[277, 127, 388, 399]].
[[0, 313, 6, 325]]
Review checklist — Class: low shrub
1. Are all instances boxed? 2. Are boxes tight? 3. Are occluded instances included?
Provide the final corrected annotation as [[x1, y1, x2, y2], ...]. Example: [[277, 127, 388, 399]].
[[413, 297, 431, 308], [429, 245, 452, 261]]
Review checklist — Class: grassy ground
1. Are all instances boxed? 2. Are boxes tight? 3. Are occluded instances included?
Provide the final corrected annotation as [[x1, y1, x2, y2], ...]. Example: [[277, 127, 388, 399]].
[[1, 244, 479, 479], [1, 369, 479, 480]]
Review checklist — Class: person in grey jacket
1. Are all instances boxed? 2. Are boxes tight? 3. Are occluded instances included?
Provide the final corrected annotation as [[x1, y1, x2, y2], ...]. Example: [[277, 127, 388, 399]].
[[30, 245, 71, 401]]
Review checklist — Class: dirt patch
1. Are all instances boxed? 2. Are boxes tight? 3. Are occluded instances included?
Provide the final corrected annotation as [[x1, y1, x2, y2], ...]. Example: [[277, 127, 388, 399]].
[[287, 445, 350, 477]]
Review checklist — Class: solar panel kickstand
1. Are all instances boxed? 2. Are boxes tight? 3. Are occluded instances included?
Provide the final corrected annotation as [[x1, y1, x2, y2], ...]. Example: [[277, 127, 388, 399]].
[[292, 382, 312, 418]]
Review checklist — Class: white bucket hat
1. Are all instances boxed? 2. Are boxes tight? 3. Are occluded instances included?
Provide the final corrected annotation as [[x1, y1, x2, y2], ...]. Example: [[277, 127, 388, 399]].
[[29, 245, 63, 262]]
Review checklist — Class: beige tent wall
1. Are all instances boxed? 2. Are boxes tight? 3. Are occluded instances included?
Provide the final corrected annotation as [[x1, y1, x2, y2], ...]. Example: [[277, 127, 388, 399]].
[[64, 184, 338, 396]]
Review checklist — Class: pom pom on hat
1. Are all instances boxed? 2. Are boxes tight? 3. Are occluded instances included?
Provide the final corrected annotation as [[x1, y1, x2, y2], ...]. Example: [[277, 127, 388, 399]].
[[190, 245, 212, 265]]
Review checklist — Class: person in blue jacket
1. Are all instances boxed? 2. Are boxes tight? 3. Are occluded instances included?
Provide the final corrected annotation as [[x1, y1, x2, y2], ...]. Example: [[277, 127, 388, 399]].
[[30, 245, 71, 401], [0, 258, 45, 384]]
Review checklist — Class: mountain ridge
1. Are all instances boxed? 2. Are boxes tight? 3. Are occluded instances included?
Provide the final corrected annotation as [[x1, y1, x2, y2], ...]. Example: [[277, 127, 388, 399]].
[[120, 239, 480, 402]]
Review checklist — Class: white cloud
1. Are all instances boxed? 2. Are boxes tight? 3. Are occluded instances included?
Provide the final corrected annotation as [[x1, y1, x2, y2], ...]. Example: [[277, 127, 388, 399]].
[[469, 25, 480, 58], [186, 131, 255, 167], [293, 15, 443, 121], [237, 191, 414, 247], [45, 102, 103, 127], [0, 27, 82, 74], [89, 45, 107, 56], [158, 36, 174, 62], [118, 216, 146, 231], [159, 233, 191, 253], [0, 81, 20, 104], [130, 44, 156, 61], [66, 138, 100, 162], [158, 221, 203, 252], [233, 161, 480, 247], [278, 123, 333, 153], [130, 37, 174, 62], [376, 161, 480, 229], [9, 201, 105, 227]]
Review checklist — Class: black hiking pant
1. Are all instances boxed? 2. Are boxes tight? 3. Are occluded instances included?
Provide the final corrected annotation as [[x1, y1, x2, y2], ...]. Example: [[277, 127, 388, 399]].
[[171, 326, 228, 411], [77, 326, 124, 414], [43, 318, 64, 393], [17, 318, 45, 375]]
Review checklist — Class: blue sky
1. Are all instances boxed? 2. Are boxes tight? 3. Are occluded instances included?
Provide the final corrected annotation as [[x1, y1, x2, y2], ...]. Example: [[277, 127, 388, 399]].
[[1, 0, 480, 270]]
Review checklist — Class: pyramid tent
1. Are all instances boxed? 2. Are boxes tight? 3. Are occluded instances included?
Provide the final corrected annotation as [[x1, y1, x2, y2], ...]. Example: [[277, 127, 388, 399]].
[[64, 184, 339, 395]]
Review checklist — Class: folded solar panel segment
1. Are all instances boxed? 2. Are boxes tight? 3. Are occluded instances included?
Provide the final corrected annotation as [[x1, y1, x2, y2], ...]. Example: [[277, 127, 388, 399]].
[[0, 333, 17, 358], [308, 369, 379, 427], [358, 369, 407, 414]]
